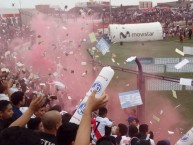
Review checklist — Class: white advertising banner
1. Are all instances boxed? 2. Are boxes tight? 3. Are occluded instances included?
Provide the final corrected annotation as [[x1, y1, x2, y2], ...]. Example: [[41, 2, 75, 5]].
[[109, 22, 163, 42]]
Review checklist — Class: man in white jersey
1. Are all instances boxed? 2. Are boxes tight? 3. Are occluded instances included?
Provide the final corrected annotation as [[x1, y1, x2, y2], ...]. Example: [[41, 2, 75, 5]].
[[91, 107, 113, 144]]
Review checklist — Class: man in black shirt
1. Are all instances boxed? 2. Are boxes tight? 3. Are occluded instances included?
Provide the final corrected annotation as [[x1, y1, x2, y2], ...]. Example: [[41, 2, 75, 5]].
[[38, 110, 62, 145]]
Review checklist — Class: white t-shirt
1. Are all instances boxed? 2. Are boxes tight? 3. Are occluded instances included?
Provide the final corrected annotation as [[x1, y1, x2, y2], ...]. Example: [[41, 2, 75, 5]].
[[120, 136, 131, 145], [91, 116, 113, 143], [150, 139, 155, 145], [0, 94, 9, 101]]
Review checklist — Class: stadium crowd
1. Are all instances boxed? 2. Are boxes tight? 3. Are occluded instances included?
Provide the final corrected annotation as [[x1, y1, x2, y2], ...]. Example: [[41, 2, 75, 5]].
[[0, 73, 171, 145], [105, 7, 193, 26], [0, 16, 35, 51], [0, 4, 192, 145]]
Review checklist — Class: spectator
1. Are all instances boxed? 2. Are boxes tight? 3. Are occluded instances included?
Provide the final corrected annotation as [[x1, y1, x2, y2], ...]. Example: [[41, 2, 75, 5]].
[[137, 124, 155, 145], [74, 90, 108, 145], [34, 104, 46, 118], [128, 125, 139, 145], [0, 100, 13, 132], [39, 110, 62, 145], [105, 126, 117, 145], [9, 95, 45, 127], [49, 104, 62, 112], [128, 116, 139, 128], [10, 91, 25, 119], [0, 126, 41, 145], [91, 106, 113, 144], [128, 125, 138, 138], [56, 123, 79, 145], [61, 113, 72, 124], [96, 137, 114, 145], [27, 117, 43, 132], [0, 80, 10, 101], [188, 28, 192, 39], [115, 123, 129, 145]]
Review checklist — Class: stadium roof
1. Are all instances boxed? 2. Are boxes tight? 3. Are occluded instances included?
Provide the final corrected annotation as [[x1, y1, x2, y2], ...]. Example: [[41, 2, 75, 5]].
[[0, 8, 19, 14], [157, 1, 192, 8]]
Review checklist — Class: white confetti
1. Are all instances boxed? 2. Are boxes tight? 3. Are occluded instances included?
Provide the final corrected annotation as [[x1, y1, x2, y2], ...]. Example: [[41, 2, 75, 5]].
[[126, 56, 136, 62], [81, 62, 87, 66], [160, 110, 163, 115], [175, 59, 189, 70], [16, 62, 24, 67], [82, 72, 87, 77], [40, 83, 46, 86], [175, 104, 181, 109], [126, 83, 130, 87], [175, 48, 184, 56], [69, 51, 74, 55], [62, 26, 67, 30], [168, 131, 174, 135]]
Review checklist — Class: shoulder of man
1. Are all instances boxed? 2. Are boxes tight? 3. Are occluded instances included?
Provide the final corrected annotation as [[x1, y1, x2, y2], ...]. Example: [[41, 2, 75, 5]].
[[37, 131, 56, 144]]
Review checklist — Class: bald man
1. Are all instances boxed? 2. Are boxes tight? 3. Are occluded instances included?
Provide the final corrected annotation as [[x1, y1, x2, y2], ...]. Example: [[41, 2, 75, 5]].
[[38, 111, 62, 145]]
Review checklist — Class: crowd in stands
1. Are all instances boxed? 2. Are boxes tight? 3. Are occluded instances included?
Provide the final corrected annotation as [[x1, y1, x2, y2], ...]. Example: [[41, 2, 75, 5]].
[[71, 6, 193, 41], [0, 77, 172, 145], [102, 7, 193, 26], [0, 16, 34, 51], [0, 5, 190, 145]]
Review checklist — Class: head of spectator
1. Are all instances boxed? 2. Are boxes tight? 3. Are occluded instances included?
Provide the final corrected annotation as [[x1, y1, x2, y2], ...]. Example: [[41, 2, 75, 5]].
[[0, 80, 10, 99], [0, 126, 41, 145], [98, 107, 108, 118], [0, 81, 7, 94], [96, 137, 113, 145], [25, 93, 36, 106], [34, 104, 46, 118], [0, 100, 13, 120], [110, 125, 116, 134], [128, 125, 138, 137], [62, 113, 72, 124], [149, 130, 154, 139], [0, 69, 9, 78], [128, 116, 139, 126], [56, 122, 79, 145], [27, 117, 43, 132], [49, 104, 62, 112], [139, 124, 149, 136], [105, 126, 112, 136], [157, 140, 171, 145], [11, 91, 25, 107], [116, 123, 128, 137], [105, 126, 117, 145], [41, 110, 62, 135]]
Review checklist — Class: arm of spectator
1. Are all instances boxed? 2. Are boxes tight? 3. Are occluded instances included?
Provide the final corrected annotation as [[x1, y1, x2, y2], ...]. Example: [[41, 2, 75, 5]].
[[74, 90, 108, 145], [104, 118, 113, 127], [9, 96, 45, 127]]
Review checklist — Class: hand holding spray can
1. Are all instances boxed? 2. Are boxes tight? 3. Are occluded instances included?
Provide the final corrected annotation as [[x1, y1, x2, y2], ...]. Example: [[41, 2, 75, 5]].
[[70, 66, 114, 124]]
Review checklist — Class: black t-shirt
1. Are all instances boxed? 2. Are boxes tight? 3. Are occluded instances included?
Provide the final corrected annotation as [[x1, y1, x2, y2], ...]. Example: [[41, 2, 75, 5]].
[[0, 119, 5, 133], [0, 118, 14, 133], [37, 132, 56, 145], [106, 136, 116, 145]]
